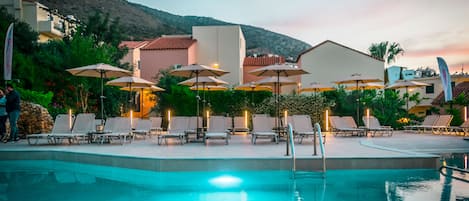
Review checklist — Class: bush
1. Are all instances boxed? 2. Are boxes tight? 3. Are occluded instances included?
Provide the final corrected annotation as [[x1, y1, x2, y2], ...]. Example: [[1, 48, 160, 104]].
[[16, 88, 53, 108]]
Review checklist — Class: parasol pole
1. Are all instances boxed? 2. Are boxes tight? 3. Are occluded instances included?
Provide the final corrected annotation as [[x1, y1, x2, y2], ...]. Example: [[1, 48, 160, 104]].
[[195, 71, 200, 137], [140, 88, 144, 118], [356, 80, 360, 124], [100, 70, 104, 125], [406, 86, 409, 112]]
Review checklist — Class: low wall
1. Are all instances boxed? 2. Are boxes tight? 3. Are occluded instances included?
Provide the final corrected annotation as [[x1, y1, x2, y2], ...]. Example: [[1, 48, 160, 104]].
[[0, 150, 439, 171]]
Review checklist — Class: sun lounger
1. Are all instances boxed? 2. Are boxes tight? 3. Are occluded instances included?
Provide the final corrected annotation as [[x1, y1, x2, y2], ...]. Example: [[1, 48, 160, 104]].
[[149, 117, 163, 136], [158, 116, 188, 145], [251, 114, 278, 144], [204, 116, 230, 145], [51, 113, 95, 144], [98, 117, 133, 145], [404, 115, 438, 133], [329, 116, 365, 137], [184, 116, 202, 142], [362, 116, 393, 137], [232, 116, 249, 134], [450, 120, 469, 136], [418, 115, 453, 134], [133, 119, 152, 139], [292, 115, 325, 144], [27, 114, 73, 145]]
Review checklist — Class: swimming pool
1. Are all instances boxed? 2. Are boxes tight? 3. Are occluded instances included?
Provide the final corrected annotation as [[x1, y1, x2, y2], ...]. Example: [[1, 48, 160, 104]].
[[0, 160, 468, 201]]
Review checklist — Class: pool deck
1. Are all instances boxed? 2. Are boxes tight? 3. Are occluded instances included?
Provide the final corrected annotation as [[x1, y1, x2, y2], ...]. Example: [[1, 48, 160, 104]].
[[0, 131, 468, 171]]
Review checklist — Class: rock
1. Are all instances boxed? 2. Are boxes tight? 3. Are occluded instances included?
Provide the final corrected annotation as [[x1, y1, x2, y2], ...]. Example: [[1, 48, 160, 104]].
[[16, 102, 53, 136]]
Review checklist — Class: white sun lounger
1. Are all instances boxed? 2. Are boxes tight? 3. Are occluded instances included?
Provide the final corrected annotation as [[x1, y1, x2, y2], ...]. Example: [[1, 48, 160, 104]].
[[51, 113, 95, 144], [204, 116, 230, 145], [251, 114, 278, 144], [27, 114, 73, 145]]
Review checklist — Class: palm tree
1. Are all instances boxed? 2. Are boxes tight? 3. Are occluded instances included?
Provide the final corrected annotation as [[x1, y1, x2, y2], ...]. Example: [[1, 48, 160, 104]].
[[368, 41, 404, 65]]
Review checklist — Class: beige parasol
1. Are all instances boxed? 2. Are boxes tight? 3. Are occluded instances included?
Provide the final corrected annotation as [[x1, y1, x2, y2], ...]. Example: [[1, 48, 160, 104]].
[[66, 63, 132, 123], [300, 82, 335, 93], [190, 85, 228, 91], [120, 85, 165, 117], [170, 64, 229, 133], [335, 73, 383, 124], [386, 80, 430, 111], [179, 76, 228, 86], [345, 83, 385, 90], [234, 83, 272, 92], [106, 76, 155, 112]]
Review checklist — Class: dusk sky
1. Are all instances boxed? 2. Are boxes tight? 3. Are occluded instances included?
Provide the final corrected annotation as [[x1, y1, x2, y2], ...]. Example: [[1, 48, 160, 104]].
[[129, 0, 469, 73]]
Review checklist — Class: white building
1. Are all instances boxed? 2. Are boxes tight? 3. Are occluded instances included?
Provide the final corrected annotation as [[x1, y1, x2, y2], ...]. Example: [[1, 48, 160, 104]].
[[192, 25, 246, 85], [0, 0, 77, 42], [297, 40, 384, 87]]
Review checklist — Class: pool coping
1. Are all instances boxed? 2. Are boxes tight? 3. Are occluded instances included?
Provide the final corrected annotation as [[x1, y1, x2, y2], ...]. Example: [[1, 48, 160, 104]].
[[0, 149, 440, 172]]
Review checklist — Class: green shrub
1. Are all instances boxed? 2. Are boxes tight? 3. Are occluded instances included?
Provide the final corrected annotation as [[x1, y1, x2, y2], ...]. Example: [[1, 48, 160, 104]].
[[16, 88, 53, 108]]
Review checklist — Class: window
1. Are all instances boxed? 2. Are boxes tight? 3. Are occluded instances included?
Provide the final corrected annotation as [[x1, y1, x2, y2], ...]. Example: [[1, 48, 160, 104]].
[[425, 83, 434, 94], [451, 82, 455, 89], [137, 60, 141, 70]]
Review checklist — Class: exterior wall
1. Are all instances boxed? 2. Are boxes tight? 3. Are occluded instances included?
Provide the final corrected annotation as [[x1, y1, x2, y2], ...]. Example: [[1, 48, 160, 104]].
[[298, 41, 384, 89], [402, 75, 468, 115], [140, 47, 193, 82], [0, 0, 76, 42], [193, 26, 245, 85]]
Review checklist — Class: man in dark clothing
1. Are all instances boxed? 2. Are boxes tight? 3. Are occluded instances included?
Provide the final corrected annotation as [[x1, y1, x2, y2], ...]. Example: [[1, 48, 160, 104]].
[[6, 84, 20, 142]]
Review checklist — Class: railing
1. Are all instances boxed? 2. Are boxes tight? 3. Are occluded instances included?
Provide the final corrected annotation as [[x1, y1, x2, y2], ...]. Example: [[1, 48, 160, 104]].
[[287, 123, 296, 176], [439, 165, 469, 183], [314, 123, 326, 174]]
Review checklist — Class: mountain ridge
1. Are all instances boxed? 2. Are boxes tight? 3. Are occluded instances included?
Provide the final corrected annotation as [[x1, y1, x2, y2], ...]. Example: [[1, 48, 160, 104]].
[[38, 0, 312, 60]]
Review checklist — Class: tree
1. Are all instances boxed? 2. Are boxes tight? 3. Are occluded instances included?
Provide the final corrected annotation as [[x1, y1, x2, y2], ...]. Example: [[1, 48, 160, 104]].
[[368, 41, 404, 65]]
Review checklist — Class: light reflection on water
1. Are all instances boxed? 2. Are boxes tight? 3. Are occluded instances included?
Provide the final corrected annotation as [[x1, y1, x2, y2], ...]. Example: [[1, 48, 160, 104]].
[[0, 160, 467, 201]]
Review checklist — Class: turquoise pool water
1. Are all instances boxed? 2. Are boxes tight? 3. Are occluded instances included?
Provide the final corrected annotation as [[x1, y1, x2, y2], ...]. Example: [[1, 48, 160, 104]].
[[0, 160, 468, 201]]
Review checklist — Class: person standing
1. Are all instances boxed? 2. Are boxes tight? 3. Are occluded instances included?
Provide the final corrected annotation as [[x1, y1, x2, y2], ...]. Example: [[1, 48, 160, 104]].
[[0, 89, 7, 142], [6, 84, 20, 142]]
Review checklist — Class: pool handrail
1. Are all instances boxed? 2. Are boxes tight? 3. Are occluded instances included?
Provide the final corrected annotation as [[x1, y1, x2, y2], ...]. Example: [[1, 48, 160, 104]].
[[314, 123, 326, 174], [439, 165, 469, 183], [287, 123, 296, 175]]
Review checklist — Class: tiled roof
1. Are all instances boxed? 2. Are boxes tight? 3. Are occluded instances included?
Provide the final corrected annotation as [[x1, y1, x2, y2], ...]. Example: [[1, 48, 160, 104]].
[[119, 41, 149, 49], [141, 36, 196, 50], [296, 40, 384, 62], [432, 81, 469, 105], [243, 56, 285, 66]]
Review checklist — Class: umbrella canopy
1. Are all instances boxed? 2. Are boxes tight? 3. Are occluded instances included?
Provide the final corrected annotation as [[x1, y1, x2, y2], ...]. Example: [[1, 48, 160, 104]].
[[335, 73, 382, 124], [190, 85, 228, 91], [249, 64, 309, 77], [106, 76, 155, 88], [345, 83, 384, 90], [106, 76, 155, 112], [170, 65, 229, 134], [179, 76, 228, 86], [256, 76, 297, 86], [234, 83, 272, 92], [170, 64, 228, 77], [66, 63, 131, 78], [120, 85, 165, 92], [386, 80, 430, 89], [386, 80, 430, 111], [300, 82, 335, 93], [66, 63, 132, 123], [334, 73, 383, 85]]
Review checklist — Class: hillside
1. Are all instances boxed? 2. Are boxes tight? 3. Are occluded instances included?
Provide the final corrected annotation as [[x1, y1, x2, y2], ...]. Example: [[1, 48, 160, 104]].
[[38, 0, 312, 60]]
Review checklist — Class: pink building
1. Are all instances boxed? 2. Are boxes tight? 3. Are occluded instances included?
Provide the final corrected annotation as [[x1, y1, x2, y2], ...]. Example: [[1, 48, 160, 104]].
[[119, 41, 149, 77], [140, 35, 197, 82]]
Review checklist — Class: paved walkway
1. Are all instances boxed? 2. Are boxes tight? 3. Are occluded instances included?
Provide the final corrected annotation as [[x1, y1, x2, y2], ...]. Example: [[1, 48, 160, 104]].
[[0, 132, 467, 159]]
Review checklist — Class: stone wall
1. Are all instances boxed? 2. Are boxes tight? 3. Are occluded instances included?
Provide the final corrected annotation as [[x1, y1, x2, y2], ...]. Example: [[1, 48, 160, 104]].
[[17, 102, 53, 136]]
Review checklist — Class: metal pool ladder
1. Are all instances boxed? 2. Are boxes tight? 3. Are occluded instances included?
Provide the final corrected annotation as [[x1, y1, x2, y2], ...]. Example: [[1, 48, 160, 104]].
[[439, 165, 469, 183], [287, 123, 326, 178]]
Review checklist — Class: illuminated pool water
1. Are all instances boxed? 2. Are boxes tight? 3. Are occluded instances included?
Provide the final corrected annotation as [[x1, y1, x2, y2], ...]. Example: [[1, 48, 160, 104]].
[[0, 160, 468, 201]]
